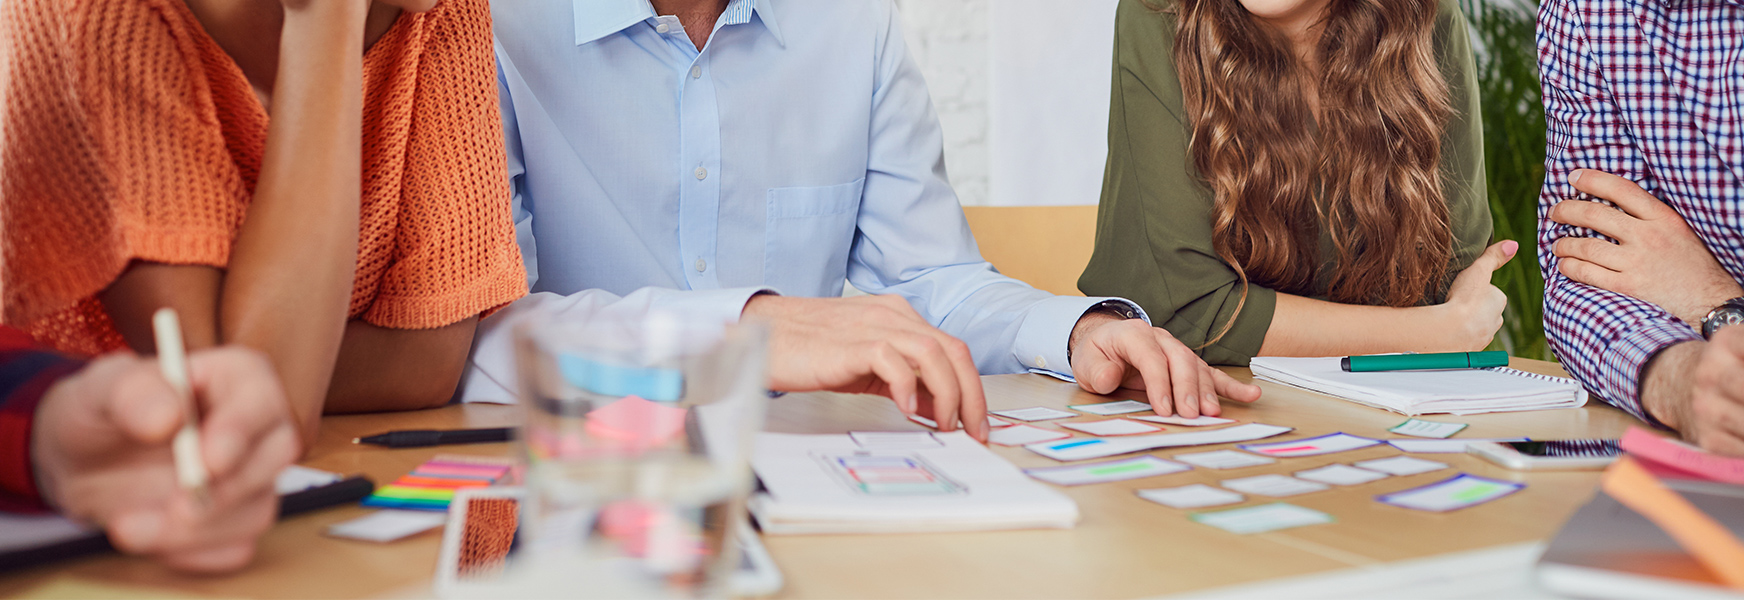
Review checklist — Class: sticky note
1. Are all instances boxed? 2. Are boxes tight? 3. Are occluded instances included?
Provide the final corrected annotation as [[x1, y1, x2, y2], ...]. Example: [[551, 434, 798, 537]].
[[849, 432, 942, 449], [991, 407, 1078, 422], [1024, 423, 1295, 462], [1060, 419, 1160, 437], [557, 353, 683, 402], [1024, 456, 1190, 486], [1173, 450, 1277, 470], [1388, 438, 1525, 454], [1355, 456, 1448, 476], [1389, 419, 1469, 439], [1240, 433, 1382, 458], [1602, 457, 1744, 589], [989, 424, 1072, 446], [1620, 427, 1744, 485], [1191, 503, 1333, 534], [908, 414, 1014, 429], [325, 510, 448, 543], [363, 456, 512, 511], [1377, 473, 1524, 512], [1295, 464, 1389, 486], [1134, 415, 1237, 427], [1138, 484, 1244, 509], [585, 395, 690, 452], [1220, 474, 1329, 497], [1068, 400, 1154, 416]]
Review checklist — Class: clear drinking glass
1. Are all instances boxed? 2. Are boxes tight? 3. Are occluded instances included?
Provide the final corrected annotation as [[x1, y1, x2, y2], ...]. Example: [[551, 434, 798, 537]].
[[509, 312, 768, 598]]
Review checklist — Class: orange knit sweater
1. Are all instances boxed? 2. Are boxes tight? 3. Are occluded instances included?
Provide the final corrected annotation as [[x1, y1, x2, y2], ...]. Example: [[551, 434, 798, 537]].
[[0, 0, 527, 357]]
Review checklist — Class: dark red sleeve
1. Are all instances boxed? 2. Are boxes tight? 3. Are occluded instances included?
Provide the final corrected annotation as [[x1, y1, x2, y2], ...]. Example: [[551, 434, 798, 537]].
[[0, 326, 84, 513]]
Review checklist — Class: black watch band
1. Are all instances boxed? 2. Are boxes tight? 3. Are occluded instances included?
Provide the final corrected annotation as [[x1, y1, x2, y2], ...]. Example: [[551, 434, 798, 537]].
[[1702, 297, 1744, 339]]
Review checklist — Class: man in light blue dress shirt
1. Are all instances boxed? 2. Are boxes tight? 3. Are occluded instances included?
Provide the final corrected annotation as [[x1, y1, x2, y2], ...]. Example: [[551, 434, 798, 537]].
[[463, 0, 1260, 437]]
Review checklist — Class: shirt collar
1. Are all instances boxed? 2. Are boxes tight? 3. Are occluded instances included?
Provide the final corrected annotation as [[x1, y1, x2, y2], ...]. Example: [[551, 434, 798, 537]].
[[571, 0, 785, 47]]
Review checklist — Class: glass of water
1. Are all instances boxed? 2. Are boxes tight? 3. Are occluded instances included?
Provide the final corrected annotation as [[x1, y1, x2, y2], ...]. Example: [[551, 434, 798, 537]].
[[510, 312, 769, 598]]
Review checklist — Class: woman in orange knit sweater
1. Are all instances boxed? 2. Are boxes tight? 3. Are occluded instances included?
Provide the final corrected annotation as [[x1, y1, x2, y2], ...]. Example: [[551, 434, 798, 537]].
[[1, 0, 527, 445]]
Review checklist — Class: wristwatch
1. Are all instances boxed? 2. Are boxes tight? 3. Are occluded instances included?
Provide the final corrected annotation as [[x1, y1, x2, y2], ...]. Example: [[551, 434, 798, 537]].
[[1701, 297, 1744, 339], [1068, 301, 1143, 363]]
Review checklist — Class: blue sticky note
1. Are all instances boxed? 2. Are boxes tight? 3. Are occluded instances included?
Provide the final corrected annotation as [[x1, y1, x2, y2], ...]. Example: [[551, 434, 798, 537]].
[[557, 354, 684, 402]]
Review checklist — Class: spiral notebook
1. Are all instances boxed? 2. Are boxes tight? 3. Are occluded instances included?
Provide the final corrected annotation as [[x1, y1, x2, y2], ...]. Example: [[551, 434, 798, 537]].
[[1249, 356, 1588, 416]]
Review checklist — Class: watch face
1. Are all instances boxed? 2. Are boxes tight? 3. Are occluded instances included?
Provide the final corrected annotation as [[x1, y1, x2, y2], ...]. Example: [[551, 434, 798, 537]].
[[1706, 305, 1744, 338]]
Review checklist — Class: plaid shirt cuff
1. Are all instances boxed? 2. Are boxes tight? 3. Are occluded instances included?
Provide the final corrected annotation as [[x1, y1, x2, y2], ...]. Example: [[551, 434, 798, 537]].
[[1594, 319, 1703, 426], [0, 345, 84, 513]]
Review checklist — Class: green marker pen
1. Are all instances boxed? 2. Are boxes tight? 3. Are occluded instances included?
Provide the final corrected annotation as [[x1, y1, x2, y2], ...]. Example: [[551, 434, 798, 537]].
[[1340, 351, 1509, 372]]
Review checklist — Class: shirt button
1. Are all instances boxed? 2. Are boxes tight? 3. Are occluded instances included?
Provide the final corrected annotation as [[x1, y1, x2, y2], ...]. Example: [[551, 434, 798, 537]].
[[656, 23, 670, 34], [695, 258, 707, 273], [691, 65, 703, 79], [1035, 356, 1048, 369], [694, 167, 708, 180]]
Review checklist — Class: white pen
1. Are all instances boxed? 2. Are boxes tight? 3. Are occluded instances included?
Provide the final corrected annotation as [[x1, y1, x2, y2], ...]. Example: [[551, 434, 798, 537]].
[[152, 308, 208, 501]]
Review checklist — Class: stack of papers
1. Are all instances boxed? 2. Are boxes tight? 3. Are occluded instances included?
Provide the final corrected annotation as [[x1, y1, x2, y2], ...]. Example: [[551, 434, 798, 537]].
[[749, 432, 1078, 534], [1250, 357, 1587, 416]]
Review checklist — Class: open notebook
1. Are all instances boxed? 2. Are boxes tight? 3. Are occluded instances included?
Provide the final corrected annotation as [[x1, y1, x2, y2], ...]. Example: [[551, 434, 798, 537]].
[[749, 431, 1078, 534], [1249, 356, 1588, 416]]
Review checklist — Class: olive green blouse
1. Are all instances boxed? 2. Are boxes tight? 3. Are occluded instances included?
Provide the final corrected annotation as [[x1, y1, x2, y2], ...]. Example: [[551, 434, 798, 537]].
[[1079, 0, 1491, 366]]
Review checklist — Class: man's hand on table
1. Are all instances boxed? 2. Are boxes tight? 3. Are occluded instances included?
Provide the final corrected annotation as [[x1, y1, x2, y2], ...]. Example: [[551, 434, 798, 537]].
[[745, 294, 989, 442], [1550, 169, 1743, 325], [1643, 327, 1744, 456], [31, 348, 300, 572], [1068, 311, 1262, 418]]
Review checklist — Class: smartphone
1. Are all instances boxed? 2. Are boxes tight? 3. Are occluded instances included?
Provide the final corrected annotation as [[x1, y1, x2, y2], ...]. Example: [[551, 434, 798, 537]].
[[1467, 439, 1622, 471]]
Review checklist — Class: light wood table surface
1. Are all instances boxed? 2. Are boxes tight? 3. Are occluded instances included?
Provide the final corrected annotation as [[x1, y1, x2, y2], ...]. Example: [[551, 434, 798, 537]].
[[0, 359, 1638, 599]]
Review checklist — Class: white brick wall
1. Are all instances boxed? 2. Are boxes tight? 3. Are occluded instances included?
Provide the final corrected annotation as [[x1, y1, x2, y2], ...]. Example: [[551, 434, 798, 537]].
[[895, 0, 1117, 207], [895, 0, 993, 206]]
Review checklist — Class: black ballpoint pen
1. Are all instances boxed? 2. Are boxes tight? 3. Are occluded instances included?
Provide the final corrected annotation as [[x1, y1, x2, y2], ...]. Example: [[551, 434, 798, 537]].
[[352, 427, 514, 448]]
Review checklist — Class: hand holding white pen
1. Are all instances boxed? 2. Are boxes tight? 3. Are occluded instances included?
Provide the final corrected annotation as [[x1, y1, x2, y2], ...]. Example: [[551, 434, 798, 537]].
[[153, 308, 209, 501]]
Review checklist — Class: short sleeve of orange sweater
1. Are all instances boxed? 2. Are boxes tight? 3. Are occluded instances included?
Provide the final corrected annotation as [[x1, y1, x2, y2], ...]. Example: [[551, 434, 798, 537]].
[[1, 0, 527, 356]]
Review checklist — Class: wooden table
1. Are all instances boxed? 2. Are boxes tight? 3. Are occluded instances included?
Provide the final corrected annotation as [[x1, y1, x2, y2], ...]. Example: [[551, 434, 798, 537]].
[[0, 360, 1638, 599]]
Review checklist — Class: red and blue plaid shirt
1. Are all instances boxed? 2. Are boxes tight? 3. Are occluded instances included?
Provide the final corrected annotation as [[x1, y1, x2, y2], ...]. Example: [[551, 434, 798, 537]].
[[1538, 0, 1744, 423], [0, 326, 83, 512]]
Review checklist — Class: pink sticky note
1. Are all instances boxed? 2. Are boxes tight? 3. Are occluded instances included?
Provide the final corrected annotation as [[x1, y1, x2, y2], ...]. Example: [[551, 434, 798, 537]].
[[586, 395, 690, 452], [1623, 427, 1744, 485]]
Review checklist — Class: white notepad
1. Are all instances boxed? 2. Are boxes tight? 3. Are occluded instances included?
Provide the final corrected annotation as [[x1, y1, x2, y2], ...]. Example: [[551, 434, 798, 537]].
[[1249, 356, 1588, 416], [749, 432, 1078, 534]]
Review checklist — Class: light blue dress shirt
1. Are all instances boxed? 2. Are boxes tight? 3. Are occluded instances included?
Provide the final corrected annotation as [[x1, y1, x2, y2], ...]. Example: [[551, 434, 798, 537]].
[[472, 0, 1144, 401]]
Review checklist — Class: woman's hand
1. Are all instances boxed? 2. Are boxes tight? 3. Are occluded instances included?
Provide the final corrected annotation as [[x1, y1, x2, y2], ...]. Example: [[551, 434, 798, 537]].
[[1432, 240, 1517, 351]]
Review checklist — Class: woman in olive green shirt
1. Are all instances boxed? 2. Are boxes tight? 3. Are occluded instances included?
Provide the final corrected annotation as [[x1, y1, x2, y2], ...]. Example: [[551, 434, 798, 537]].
[[1081, 0, 1513, 366]]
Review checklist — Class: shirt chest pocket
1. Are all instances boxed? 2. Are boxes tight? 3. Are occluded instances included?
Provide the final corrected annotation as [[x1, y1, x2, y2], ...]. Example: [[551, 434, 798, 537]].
[[764, 179, 865, 297]]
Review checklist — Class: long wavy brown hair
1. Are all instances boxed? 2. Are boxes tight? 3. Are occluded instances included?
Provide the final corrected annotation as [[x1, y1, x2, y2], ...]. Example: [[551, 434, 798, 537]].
[[1164, 0, 1453, 343]]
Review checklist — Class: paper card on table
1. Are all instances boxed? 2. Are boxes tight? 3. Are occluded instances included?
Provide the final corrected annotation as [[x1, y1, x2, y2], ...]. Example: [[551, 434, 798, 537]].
[[1240, 433, 1382, 458], [989, 425, 1072, 447], [1027, 368, 1077, 383], [1191, 503, 1333, 534], [1388, 438, 1526, 454], [1060, 419, 1160, 437], [991, 407, 1078, 422], [1134, 415, 1237, 427], [1173, 450, 1277, 470], [1221, 474, 1330, 497], [1295, 464, 1389, 486], [1390, 419, 1469, 439], [585, 395, 690, 451], [850, 431, 943, 449], [1024, 456, 1190, 486], [275, 465, 343, 495], [1068, 400, 1154, 416], [1138, 484, 1244, 509], [1026, 423, 1294, 462], [326, 510, 449, 543], [1602, 456, 1744, 588], [1377, 473, 1524, 512], [909, 414, 1014, 430], [1621, 426, 1744, 485], [1355, 456, 1449, 476]]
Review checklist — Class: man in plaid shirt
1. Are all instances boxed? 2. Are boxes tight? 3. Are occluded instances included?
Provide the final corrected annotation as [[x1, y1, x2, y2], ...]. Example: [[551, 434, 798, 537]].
[[1538, 0, 1744, 454]]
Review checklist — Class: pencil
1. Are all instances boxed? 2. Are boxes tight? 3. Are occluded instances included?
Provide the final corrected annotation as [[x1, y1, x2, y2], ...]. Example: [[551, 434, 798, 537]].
[[152, 308, 209, 500]]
